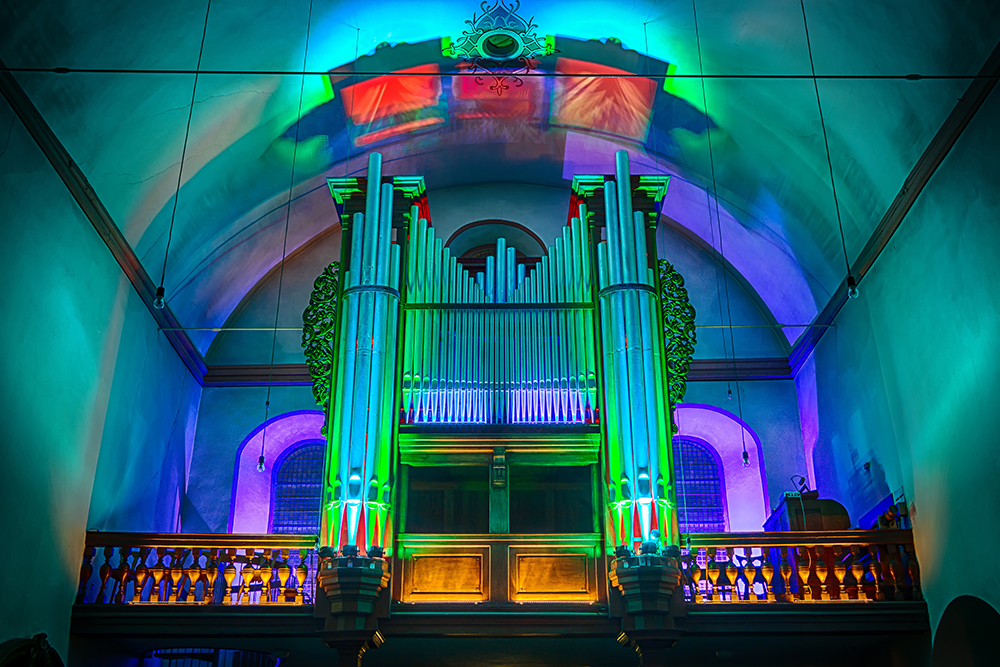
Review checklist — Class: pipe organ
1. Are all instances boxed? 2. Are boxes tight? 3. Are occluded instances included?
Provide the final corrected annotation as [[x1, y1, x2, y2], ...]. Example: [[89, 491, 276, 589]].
[[401, 212, 598, 425], [309, 150, 684, 601]]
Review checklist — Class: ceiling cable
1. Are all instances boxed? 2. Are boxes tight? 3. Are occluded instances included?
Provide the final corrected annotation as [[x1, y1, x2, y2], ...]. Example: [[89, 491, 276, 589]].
[[11, 65, 989, 81], [692, 0, 750, 467], [259, 0, 315, 473], [153, 0, 213, 310], [690, 8, 731, 400], [800, 0, 858, 299]]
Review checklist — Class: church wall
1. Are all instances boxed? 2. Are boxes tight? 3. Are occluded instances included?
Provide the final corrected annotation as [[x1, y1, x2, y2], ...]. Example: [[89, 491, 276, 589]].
[[683, 380, 805, 520], [184, 384, 317, 533], [0, 97, 199, 653], [656, 224, 789, 359], [808, 90, 1000, 633]]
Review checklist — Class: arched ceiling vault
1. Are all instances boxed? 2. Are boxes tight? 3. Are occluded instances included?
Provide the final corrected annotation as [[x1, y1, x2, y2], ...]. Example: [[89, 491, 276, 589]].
[[2, 0, 998, 369]]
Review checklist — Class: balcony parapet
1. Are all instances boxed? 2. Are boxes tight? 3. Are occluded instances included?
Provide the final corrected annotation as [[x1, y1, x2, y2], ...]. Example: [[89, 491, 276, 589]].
[[75, 531, 317, 607], [678, 529, 921, 603]]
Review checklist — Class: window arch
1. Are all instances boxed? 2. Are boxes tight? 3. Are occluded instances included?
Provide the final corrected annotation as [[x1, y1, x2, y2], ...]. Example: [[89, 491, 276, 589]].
[[268, 440, 326, 535], [673, 403, 770, 531], [672, 436, 728, 533], [229, 410, 325, 533]]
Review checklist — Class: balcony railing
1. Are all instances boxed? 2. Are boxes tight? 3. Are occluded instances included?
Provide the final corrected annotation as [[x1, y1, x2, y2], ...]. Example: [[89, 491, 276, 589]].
[[677, 529, 921, 603], [76, 532, 317, 606], [75, 529, 921, 608]]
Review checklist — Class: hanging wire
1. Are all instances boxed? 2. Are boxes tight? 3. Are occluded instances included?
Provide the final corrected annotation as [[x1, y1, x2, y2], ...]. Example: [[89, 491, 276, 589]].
[[259, 0, 316, 472], [799, 0, 858, 299], [687, 11, 733, 401], [692, 0, 750, 467], [645, 20, 690, 549], [154, 0, 214, 309]]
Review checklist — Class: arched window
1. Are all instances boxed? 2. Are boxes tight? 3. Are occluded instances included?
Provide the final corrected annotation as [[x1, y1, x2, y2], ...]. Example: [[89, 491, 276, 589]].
[[268, 441, 326, 535], [672, 436, 728, 533]]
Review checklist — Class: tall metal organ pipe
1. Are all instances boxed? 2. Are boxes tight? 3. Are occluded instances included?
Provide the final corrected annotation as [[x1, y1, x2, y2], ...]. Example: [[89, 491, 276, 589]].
[[326, 154, 401, 553], [598, 150, 676, 549]]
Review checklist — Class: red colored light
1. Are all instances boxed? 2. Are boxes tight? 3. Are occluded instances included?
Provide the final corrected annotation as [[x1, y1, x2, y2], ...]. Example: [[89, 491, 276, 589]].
[[355, 117, 446, 146], [341, 64, 442, 125], [551, 58, 656, 141]]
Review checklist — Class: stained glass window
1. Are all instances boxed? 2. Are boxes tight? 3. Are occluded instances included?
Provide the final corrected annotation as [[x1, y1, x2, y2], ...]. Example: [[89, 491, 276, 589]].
[[269, 441, 325, 535], [672, 437, 727, 533]]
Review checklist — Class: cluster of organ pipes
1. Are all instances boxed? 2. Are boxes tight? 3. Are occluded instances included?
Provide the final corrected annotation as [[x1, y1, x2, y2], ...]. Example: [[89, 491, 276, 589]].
[[599, 151, 676, 550], [325, 153, 400, 555], [400, 214, 599, 425], [321, 150, 678, 554]]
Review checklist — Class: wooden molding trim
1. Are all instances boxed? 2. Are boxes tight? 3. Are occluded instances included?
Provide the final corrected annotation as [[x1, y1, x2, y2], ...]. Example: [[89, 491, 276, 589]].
[[788, 39, 1000, 374]]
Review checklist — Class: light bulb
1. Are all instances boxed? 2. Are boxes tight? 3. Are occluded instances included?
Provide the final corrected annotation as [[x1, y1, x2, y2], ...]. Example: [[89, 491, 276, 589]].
[[257, 455, 266, 472], [153, 286, 166, 309], [727, 388, 733, 400], [742, 450, 750, 467], [846, 275, 860, 300]]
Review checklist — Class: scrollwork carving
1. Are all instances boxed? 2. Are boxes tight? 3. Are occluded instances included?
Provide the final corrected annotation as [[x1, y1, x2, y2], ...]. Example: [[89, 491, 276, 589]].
[[659, 260, 697, 415], [301, 262, 340, 434]]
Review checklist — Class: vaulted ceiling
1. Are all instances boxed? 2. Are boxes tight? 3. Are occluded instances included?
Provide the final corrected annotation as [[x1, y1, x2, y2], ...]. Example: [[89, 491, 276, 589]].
[[2, 0, 998, 365]]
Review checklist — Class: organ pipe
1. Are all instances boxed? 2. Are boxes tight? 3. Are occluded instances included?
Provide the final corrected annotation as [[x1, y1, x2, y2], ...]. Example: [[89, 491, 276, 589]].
[[321, 150, 676, 555], [599, 150, 677, 550], [325, 154, 401, 554]]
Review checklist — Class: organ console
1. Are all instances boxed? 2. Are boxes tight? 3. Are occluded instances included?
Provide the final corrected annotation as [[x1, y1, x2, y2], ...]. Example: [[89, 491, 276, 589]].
[[309, 150, 683, 603]]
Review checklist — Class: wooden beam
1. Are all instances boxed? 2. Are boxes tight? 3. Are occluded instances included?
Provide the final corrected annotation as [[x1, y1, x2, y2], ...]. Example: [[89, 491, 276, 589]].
[[0, 62, 207, 381], [789, 39, 1000, 374]]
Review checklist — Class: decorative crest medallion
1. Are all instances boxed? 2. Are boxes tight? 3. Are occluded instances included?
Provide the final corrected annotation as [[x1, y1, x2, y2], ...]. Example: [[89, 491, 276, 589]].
[[451, 1, 550, 96]]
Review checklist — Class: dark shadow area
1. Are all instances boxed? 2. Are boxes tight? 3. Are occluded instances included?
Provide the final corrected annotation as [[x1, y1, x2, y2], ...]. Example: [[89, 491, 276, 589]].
[[933, 595, 1000, 666]]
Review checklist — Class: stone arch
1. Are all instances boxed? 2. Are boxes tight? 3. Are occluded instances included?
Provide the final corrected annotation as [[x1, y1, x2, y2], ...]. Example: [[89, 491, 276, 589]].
[[674, 403, 770, 532], [228, 410, 325, 533]]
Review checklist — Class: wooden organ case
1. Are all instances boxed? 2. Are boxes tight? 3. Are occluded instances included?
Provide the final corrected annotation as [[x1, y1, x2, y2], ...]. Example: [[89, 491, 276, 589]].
[[305, 151, 678, 611]]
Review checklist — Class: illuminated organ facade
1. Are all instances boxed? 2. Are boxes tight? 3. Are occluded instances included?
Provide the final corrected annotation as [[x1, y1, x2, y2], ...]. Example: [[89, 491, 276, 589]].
[[311, 150, 686, 569]]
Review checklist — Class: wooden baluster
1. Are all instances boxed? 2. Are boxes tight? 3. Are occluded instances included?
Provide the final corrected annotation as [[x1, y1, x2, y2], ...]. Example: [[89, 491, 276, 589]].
[[222, 558, 237, 606], [849, 545, 865, 600], [832, 546, 847, 600], [96, 546, 114, 604], [761, 551, 775, 602], [186, 549, 202, 603], [240, 555, 257, 606], [168, 549, 185, 603], [76, 546, 96, 604], [277, 550, 292, 605], [726, 561, 739, 602], [905, 544, 922, 600], [706, 548, 720, 603], [868, 546, 884, 601], [113, 547, 132, 603], [726, 548, 737, 601], [796, 548, 811, 601], [132, 550, 149, 604], [779, 549, 793, 602], [888, 546, 904, 601], [814, 549, 829, 600], [689, 561, 702, 603], [260, 552, 274, 605], [295, 553, 308, 604], [203, 550, 219, 605], [880, 545, 894, 600], [149, 548, 167, 603]]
